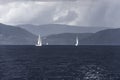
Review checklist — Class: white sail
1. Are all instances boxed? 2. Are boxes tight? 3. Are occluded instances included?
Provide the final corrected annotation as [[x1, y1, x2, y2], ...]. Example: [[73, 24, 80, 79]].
[[36, 35, 42, 46], [46, 43, 48, 45], [75, 37, 78, 46]]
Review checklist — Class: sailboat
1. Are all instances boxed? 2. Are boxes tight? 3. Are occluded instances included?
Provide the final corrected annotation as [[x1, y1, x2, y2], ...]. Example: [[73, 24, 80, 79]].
[[46, 43, 49, 45], [36, 35, 42, 46], [75, 37, 79, 46]]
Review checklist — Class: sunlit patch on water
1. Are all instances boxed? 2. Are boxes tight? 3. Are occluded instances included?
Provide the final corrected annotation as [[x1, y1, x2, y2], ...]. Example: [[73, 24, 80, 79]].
[[43, 63, 119, 80]]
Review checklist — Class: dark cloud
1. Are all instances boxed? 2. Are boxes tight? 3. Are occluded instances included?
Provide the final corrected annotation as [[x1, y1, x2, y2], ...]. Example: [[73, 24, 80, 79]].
[[54, 11, 78, 23], [81, 0, 120, 27], [27, 5, 57, 25], [0, 1, 84, 25], [0, 0, 120, 28], [0, 0, 77, 4]]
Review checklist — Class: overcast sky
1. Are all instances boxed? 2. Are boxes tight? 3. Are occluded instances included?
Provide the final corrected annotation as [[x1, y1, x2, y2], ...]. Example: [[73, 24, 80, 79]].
[[0, 0, 120, 27]]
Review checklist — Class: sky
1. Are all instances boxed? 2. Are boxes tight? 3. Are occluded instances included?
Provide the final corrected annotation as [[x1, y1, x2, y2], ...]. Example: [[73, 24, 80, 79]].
[[0, 0, 120, 27]]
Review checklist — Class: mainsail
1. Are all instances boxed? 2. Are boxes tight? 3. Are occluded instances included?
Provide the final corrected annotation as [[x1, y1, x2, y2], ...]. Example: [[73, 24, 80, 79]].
[[75, 37, 79, 46], [36, 35, 42, 46]]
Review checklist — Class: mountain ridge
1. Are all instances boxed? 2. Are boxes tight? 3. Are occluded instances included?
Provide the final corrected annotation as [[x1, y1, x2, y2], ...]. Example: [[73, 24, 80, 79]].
[[79, 28, 120, 45], [0, 23, 37, 45], [43, 28, 120, 45], [18, 24, 109, 36]]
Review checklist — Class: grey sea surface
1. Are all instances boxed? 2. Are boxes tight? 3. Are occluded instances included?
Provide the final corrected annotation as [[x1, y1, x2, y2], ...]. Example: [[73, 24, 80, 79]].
[[0, 45, 119, 80]]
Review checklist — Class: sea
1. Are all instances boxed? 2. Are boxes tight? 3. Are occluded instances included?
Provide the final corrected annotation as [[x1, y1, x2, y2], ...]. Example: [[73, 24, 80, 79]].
[[0, 45, 120, 80]]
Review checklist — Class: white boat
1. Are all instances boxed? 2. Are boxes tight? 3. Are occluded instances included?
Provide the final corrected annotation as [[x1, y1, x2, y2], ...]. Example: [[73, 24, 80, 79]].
[[75, 37, 79, 46], [36, 35, 42, 46], [46, 43, 49, 45]]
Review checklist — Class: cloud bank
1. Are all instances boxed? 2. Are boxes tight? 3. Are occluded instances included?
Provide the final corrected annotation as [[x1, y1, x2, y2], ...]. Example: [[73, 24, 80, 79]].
[[0, 0, 120, 27]]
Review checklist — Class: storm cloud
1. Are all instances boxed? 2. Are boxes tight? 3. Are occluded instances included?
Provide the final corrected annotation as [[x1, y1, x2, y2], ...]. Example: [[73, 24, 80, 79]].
[[0, 0, 120, 27]]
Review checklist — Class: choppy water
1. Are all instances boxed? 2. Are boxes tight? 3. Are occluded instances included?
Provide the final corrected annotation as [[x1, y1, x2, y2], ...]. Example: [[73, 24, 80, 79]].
[[0, 45, 120, 80]]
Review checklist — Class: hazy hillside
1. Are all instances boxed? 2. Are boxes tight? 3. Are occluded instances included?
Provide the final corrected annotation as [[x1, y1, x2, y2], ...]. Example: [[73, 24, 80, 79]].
[[0, 23, 37, 45], [19, 24, 108, 36], [42, 33, 93, 45], [79, 28, 120, 45], [42, 28, 120, 45], [1, 23, 119, 45]]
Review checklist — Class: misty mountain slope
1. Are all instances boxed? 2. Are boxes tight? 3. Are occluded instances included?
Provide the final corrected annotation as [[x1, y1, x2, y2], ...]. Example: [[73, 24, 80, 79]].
[[19, 24, 109, 36], [79, 28, 120, 45], [0, 23, 37, 45], [42, 28, 120, 45], [42, 33, 93, 45]]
